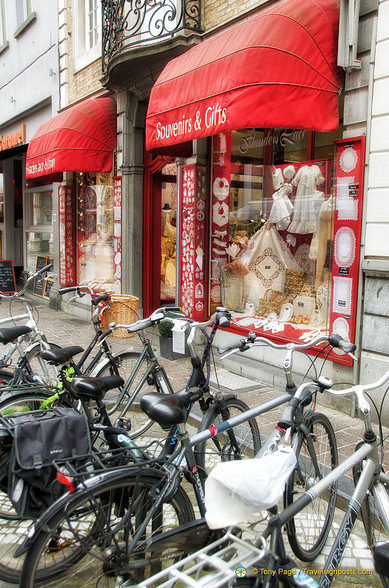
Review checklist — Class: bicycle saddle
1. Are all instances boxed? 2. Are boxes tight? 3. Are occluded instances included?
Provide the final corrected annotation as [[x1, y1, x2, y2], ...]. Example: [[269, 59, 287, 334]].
[[71, 376, 124, 401], [140, 391, 193, 428], [40, 346, 84, 365], [0, 325, 32, 344]]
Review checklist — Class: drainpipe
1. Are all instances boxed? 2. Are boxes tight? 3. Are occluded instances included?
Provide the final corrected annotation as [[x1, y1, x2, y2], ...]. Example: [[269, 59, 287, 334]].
[[352, 13, 378, 416]]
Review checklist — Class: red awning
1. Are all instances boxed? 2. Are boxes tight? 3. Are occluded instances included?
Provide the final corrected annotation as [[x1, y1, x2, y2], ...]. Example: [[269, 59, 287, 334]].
[[146, 0, 343, 151], [26, 97, 117, 179]]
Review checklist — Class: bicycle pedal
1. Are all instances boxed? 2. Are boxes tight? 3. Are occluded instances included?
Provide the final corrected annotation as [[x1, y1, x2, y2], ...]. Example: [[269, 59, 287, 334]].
[[146, 375, 155, 385], [117, 417, 132, 431]]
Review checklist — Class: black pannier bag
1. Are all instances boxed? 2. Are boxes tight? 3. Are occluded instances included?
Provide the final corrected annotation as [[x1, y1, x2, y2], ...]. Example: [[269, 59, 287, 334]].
[[8, 407, 91, 518]]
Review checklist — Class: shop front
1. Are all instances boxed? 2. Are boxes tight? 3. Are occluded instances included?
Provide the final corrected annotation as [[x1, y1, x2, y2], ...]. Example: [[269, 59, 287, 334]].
[[144, 0, 363, 368], [25, 96, 118, 299]]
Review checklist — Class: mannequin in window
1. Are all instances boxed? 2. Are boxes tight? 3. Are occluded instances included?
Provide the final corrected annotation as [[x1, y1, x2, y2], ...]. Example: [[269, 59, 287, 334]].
[[288, 165, 325, 234]]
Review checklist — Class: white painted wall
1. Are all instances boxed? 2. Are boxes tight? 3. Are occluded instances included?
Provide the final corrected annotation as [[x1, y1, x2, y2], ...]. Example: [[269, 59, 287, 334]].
[[0, 0, 59, 135], [365, 0, 389, 256]]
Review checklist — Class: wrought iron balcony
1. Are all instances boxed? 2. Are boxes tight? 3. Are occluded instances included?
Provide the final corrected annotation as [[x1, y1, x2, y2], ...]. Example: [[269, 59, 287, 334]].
[[102, 0, 202, 73]]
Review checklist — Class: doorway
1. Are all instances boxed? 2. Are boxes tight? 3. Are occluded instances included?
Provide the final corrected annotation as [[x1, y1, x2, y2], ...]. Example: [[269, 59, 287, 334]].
[[143, 157, 177, 315]]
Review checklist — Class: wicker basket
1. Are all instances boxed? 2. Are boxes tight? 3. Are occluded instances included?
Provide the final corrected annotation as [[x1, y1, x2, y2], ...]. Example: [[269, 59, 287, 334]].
[[101, 295, 139, 338]]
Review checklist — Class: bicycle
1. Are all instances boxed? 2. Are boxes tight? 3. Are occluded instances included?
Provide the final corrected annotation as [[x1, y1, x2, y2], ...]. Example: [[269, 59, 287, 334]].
[[0, 308, 258, 584], [0, 291, 177, 438], [0, 368, 166, 585], [130, 369, 389, 588], [16, 332, 355, 587], [0, 262, 60, 386]]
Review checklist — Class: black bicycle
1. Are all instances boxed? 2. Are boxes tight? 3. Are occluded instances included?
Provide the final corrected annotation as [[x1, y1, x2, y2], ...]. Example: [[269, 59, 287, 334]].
[[16, 333, 355, 587]]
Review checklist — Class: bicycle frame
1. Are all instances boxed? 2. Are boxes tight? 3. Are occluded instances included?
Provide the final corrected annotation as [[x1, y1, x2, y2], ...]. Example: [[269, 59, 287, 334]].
[[261, 439, 389, 587], [92, 337, 175, 420]]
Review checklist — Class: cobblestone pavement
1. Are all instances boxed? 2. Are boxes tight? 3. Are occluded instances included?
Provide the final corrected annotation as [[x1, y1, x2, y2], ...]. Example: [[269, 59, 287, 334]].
[[0, 298, 387, 586]]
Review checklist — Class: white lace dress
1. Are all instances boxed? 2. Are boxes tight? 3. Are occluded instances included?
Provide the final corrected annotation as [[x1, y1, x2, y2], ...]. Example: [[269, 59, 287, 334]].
[[287, 165, 325, 234]]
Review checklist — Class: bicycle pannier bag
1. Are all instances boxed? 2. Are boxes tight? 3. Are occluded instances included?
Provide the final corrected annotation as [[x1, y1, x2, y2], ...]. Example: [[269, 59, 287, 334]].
[[9, 407, 91, 518]]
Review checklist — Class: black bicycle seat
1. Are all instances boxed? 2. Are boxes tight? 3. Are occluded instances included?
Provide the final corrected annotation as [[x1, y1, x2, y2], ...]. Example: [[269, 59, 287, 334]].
[[40, 346, 84, 365], [140, 392, 187, 428], [0, 326, 32, 344], [71, 376, 124, 401]]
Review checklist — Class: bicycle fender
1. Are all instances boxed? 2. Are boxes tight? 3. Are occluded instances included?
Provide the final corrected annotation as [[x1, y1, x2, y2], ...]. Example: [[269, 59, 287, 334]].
[[89, 347, 135, 377], [15, 466, 166, 557]]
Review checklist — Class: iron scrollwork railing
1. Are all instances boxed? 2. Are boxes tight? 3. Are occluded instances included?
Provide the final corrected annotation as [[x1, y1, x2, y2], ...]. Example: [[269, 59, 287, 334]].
[[102, 0, 202, 72]]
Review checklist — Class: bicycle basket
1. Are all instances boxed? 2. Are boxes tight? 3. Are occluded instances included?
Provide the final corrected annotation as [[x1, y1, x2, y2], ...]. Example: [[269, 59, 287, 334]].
[[102, 294, 139, 338], [8, 407, 91, 518]]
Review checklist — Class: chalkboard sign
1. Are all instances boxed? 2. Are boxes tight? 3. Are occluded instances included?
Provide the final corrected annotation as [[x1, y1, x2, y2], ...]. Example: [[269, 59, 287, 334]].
[[33, 256, 48, 297], [0, 259, 16, 294], [43, 278, 54, 301]]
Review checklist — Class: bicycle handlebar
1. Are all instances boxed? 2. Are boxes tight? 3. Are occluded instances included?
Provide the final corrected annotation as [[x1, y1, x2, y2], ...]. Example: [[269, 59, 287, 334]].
[[218, 332, 357, 358], [98, 306, 183, 341], [58, 285, 93, 297]]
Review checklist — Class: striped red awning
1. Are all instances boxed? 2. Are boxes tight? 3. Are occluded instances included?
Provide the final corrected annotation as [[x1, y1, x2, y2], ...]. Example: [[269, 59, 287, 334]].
[[26, 97, 117, 179], [146, 0, 343, 152]]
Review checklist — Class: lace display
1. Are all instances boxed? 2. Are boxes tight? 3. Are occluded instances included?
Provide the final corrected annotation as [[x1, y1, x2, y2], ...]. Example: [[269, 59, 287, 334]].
[[288, 165, 325, 234]]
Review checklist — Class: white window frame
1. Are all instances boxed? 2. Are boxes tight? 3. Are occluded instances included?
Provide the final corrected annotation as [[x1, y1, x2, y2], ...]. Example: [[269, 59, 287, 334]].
[[0, 0, 7, 48], [73, 0, 101, 72], [16, 0, 32, 28]]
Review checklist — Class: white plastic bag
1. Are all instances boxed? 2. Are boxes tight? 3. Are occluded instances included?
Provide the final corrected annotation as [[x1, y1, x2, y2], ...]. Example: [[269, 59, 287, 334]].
[[205, 446, 297, 529]]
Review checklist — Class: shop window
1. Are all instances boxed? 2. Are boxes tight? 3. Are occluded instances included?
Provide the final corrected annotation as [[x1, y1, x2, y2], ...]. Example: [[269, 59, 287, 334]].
[[76, 172, 114, 290], [209, 129, 363, 364], [24, 189, 53, 269], [213, 129, 335, 337]]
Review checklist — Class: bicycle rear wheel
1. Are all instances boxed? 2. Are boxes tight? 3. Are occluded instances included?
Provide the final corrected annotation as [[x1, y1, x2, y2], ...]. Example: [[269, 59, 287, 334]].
[[194, 397, 261, 474], [95, 351, 168, 439], [284, 411, 338, 561], [19, 468, 195, 587], [25, 343, 61, 386]]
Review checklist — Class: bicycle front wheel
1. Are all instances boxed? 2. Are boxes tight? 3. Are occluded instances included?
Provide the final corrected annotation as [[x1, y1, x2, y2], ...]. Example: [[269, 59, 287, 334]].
[[195, 396, 261, 474], [285, 411, 338, 561], [353, 461, 389, 586], [95, 351, 167, 438], [19, 469, 195, 587]]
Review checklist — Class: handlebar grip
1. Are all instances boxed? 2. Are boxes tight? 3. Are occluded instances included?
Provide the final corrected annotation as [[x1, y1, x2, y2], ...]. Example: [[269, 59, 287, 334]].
[[99, 327, 113, 340], [58, 287, 78, 295], [328, 333, 357, 354], [218, 315, 230, 328], [127, 318, 153, 333], [39, 263, 53, 274], [218, 339, 245, 354], [162, 306, 182, 313], [92, 293, 110, 306]]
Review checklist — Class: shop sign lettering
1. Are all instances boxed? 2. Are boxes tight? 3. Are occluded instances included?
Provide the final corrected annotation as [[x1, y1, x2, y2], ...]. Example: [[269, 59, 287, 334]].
[[26, 156, 56, 176], [0, 123, 25, 151], [156, 104, 227, 142], [239, 129, 307, 154]]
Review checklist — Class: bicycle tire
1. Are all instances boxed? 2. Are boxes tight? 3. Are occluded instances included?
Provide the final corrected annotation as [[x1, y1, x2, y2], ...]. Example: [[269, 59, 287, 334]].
[[194, 396, 261, 474], [0, 391, 74, 583], [19, 468, 195, 587], [353, 461, 389, 587], [94, 350, 167, 439], [24, 342, 62, 386], [284, 411, 338, 561]]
